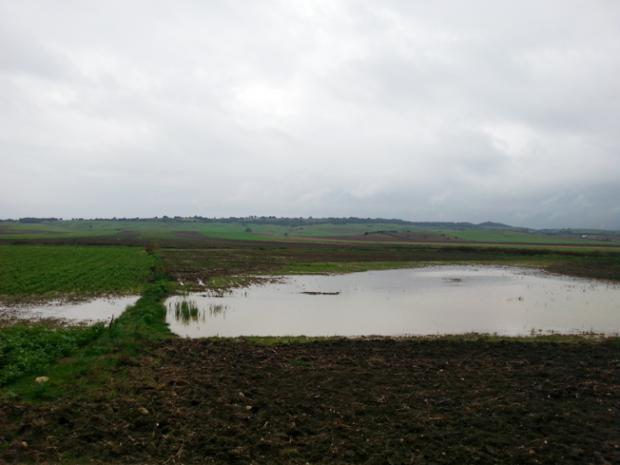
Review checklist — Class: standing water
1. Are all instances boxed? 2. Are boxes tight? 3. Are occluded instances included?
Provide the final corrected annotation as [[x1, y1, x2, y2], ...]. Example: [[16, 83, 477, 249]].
[[0, 295, 140, 323], [165, 266, 620, 337]]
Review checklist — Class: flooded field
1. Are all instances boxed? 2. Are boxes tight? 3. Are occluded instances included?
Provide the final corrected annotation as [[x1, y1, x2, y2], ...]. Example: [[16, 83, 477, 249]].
[[0, 295, 139, 323], [166, 266, 620, 337]]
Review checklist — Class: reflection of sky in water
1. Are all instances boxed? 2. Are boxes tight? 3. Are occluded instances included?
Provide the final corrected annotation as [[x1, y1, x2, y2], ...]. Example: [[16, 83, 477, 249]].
[[2, 295, 140, 323], [165, 266, 620, 338]]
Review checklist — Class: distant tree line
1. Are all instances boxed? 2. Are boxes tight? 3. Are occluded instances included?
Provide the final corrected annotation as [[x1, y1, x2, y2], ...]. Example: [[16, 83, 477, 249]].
[[0, 217, 64, 223], [0, 216, 514, 230]]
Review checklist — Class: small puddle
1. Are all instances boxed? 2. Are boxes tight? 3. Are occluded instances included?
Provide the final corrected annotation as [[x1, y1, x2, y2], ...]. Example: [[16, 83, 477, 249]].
[[165, 266, 620, 337], [0, 295, 140, 324]]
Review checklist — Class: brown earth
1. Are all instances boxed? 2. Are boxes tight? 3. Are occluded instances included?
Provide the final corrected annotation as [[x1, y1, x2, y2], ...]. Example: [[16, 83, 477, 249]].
[[1, 338, 619, 464], [325, 231, 458, 242]]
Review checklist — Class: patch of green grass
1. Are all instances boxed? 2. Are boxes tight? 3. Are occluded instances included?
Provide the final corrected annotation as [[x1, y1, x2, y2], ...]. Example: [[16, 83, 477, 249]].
[[0, 245, 155, 301], [0, 323, 105, 386], [105, 280, 172, 344]]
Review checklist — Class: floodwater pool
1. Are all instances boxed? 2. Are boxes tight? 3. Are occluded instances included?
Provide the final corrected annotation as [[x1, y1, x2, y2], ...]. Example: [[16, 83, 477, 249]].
[[165, 266, 620, 337], [0, 295, 140, 323]]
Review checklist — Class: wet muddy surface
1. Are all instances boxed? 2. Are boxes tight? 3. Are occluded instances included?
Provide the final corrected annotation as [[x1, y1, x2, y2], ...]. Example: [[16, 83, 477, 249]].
[[166, 266, 620, 337], [0, 296, 139, 324], [1, 338, 618, 464]]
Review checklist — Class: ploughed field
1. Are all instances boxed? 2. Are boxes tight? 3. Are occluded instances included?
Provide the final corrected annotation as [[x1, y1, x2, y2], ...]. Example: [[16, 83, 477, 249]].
[[1, 338, 619, 464]]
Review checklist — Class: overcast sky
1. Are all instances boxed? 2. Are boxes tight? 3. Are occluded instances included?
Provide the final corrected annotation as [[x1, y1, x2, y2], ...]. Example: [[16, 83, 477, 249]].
[[1, 1, 619, 228]]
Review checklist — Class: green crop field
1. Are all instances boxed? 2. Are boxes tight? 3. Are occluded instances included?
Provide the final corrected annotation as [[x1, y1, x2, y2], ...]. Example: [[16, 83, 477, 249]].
[[0, 245, 155, 301]]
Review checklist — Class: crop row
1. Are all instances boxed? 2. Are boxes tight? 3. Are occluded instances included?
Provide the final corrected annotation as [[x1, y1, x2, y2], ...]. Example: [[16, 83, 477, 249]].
[[0, 245, 155, 298]]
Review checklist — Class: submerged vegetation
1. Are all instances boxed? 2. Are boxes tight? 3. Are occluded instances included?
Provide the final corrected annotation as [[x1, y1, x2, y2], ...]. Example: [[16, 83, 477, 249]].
[[172, 299, 201, 324]]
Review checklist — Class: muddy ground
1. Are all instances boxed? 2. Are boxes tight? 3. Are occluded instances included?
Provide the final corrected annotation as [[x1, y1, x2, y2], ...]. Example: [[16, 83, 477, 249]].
[[1, 338, 618, 464], [326, 231, 458, 242]]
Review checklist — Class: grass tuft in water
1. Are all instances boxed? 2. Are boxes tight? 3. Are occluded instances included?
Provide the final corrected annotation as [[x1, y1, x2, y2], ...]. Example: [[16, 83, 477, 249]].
[[173, 300, 201, 324]]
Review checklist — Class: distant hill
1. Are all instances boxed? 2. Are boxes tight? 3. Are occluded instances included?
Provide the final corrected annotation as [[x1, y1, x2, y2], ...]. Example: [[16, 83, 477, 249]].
[[1, 216, 618, 245]]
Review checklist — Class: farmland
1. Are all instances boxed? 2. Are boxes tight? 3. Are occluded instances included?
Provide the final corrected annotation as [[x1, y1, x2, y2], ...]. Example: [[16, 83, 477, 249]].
[[1, 337, 619, 464], [2, 218, 620, 246], [0, 222, 619, 464], [0, 245, 155, 303], [158, 241, 620, 288]]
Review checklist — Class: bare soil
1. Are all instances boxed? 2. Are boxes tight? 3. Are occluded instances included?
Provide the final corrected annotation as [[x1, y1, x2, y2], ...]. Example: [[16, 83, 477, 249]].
[[1, 338, 618, 464], [327, 231, 458, 242]]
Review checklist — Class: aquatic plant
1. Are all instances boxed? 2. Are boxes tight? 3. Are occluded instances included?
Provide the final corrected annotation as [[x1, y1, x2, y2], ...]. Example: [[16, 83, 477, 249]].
[[173, 300, 201, 324], [208, 304, 227, 317]]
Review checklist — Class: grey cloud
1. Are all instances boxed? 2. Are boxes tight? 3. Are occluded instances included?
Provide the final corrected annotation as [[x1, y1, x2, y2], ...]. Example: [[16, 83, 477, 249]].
[[1, 0, 619, 228]]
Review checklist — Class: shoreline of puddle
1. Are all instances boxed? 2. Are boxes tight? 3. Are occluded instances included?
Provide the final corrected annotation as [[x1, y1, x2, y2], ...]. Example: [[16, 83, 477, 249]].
[[165, 265, 620, 338]]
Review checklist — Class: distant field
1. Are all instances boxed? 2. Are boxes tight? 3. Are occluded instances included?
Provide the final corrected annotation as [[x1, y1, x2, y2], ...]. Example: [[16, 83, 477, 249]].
[[1, 219, 617, 246], [438, 228, 603, 244], [159, 241, 620, 290], [0, 245, 155, 302], [0, 221, 415, 241]]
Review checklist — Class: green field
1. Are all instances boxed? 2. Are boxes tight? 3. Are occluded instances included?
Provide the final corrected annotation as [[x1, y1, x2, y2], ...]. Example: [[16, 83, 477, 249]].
[[0, 245, 155, 302], [2, 218, 619, 245], [0, 220, 414, 241]]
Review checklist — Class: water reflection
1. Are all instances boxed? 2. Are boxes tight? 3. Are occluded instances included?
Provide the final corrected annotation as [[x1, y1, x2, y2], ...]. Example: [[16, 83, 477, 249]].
[[168, 300, 228, 325], [164, 266, 620, 338], [171, 300, 202, 324], [208, 304, 227, 317], [0, 295, 140, 324]]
